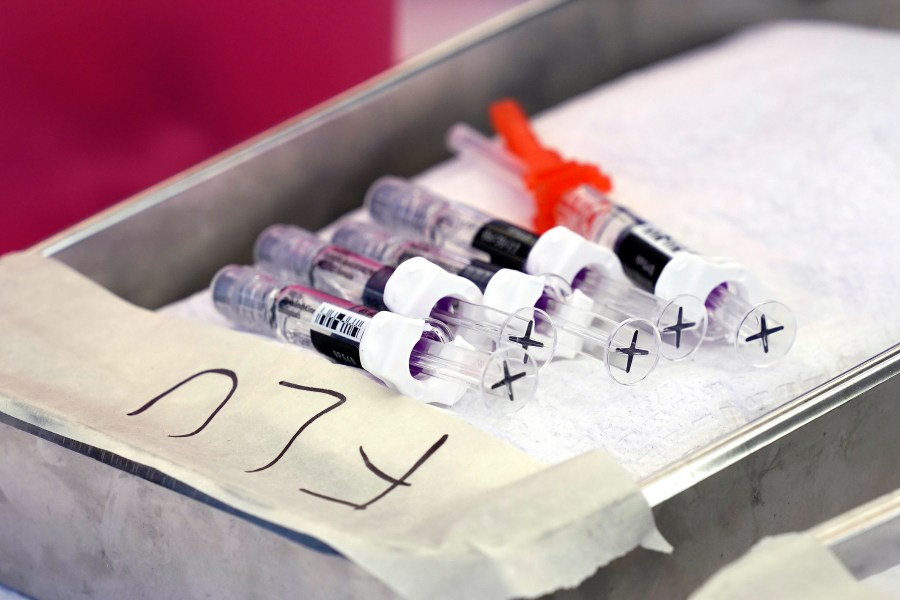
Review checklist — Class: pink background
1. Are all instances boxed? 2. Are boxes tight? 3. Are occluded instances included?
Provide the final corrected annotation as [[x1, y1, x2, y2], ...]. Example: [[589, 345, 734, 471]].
[[0, 1, 393, 254], [0, 1, 524, 255]]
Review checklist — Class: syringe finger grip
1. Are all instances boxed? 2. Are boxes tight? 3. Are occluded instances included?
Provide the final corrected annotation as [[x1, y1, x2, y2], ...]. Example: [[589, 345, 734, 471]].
[[526, 226, 624, 283], [383, 257, 483, 318], [360, 312, 467, 406]]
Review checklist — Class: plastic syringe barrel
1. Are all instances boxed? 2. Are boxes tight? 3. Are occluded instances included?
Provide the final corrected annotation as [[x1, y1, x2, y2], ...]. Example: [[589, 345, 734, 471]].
[[331, 221, 501, 292], [365, 176, 543, 271], [365, 176, 488, 249], [255, 224, 486, 319], [365, 176, 626, 287], [255, 225, 395, 311], [254, 225, 555, 364], [212, 265, 282, 335], [212, 265, 376, 368], [448, 124, 682, 292], [212, 265, 540, 406]]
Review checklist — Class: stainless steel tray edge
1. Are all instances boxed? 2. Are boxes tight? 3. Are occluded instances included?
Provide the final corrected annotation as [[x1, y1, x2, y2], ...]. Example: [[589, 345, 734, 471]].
[[641, 344, 900, 506], [815, 488, 900, 580], [562, 344, 900, 598]]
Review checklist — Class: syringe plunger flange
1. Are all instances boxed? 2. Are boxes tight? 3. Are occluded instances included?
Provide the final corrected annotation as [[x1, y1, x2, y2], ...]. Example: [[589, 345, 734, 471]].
[[605, 318, 661, 385], [655, 295, 708, 361], [479, 347, 540, 414], [706, 285, 796, 367]]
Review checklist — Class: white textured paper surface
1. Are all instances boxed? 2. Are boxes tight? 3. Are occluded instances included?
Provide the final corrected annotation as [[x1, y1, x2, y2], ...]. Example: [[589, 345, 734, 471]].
[[167, 21, 900, 479], [0, 254, 669, 600], [688, 533, 885, 599], [419, 21, 900, 475]]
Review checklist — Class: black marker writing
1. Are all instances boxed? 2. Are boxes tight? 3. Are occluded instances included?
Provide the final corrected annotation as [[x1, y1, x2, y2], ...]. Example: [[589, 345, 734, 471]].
[[359, 446, 411, 487], [127, 368, 238, 438], [128, 369, 446, 511], [300, 434, 448, 510], [246, 381, 347, 473], [614, 330, 650, 374]]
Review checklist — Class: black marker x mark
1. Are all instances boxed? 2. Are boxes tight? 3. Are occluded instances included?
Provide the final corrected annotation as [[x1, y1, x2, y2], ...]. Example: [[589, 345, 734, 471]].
[[490, 359, 528, 401], [744, 314, 784, 354], [662, 306, 697, 349], [507, 319, 544, 364], [615, 330, 650, 374]]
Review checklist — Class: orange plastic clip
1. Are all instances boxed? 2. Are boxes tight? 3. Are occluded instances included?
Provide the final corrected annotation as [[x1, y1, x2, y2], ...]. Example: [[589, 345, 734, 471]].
[[489, 98, 612, 233]]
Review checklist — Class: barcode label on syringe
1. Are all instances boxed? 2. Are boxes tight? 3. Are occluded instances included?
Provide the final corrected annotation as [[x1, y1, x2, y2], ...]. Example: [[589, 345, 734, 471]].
[[311, 303, 370, 342], [309, 303, 372, 368]]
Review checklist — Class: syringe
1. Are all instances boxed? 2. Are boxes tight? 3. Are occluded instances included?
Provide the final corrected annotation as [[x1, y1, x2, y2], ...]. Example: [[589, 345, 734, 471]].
[[364, 176, 625, 288], [450, 103, 797, 366], [332, 221, 662, 383], [573, 268, 707, 361], [330, 220, 505, 293], [334, 220, 704, 362], [212, 265, 539, 411], [254, 225, 559, 369]]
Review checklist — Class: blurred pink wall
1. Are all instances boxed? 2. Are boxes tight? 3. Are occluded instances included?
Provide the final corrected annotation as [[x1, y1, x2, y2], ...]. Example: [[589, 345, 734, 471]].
[[0, 1, 392, 254]]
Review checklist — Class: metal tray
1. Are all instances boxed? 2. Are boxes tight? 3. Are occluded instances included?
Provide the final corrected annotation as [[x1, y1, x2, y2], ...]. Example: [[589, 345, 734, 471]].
[[4, 1, 899, 598], [816, 489, 900, 583]]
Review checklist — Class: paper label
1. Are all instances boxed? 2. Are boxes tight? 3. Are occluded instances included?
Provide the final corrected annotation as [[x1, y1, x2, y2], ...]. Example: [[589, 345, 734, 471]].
[[0, 254, 669, 600]]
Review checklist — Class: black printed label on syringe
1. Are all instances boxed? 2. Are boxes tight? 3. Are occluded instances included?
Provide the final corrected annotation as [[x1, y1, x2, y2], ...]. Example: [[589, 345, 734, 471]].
[[471, 220, 539, 270], [277, 295, 317, 320], [458, 259, 502, 292], [362, 266, 395, 312], [314, 247, 382, 281], [615, 220, 689, 292], [309, 303, 373, 368]]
